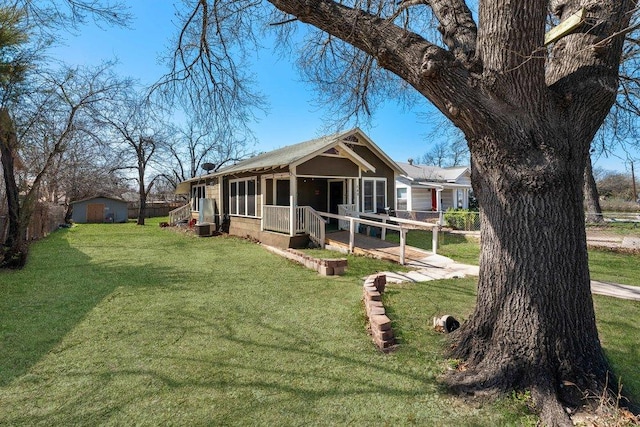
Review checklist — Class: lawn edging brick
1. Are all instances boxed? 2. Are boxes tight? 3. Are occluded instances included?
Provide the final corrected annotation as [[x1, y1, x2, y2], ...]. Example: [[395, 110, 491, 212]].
[[262, 245, 347, 276], [363, 273, 396, 351]]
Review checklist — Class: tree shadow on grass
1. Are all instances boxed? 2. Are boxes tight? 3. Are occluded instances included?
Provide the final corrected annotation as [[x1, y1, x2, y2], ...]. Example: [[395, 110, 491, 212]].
[[0, 229, 182, 387]]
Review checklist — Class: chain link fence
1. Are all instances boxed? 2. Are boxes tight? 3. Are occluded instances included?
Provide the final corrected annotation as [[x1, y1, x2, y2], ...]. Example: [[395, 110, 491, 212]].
[[442, 209, 481, 231], [585, 211, 640, 226]]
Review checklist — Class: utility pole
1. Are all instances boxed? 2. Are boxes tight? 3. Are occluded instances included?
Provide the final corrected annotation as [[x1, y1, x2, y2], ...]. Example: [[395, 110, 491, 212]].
[[631, 161, 638, 203]]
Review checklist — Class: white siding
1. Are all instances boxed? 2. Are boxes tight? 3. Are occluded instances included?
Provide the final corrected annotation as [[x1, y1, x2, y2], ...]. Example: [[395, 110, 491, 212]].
[[412, 187, 432, 211], [441, 189, 455, 210]]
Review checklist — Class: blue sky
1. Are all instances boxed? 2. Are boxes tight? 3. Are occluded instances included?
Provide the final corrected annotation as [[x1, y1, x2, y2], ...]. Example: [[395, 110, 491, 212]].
[[51, 1, 633, 173]]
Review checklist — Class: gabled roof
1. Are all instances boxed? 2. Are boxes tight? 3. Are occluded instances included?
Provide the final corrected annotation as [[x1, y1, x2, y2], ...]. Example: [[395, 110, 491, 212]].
[[218, 128, 403, 175], [396, 162, 469, 183], [175, 128, 404, 193]]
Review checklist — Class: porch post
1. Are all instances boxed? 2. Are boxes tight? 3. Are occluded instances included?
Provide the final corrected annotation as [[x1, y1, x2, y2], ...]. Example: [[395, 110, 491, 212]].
[[399, 227, 406, 265], [349, 217, 355, 253], [289, 167, 297, 237], [260, 176, 266, 231], [436, 188, 443, 224], [432, 224, 438, 255], [356, 172, 361, 212]]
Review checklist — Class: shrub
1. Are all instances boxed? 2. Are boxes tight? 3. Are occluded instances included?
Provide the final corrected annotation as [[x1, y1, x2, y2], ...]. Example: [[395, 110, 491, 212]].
[[444, 208, 479, 231]]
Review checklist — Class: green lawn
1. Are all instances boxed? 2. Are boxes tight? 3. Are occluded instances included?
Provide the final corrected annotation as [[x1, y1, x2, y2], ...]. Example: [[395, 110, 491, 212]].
[[0, 220, 637, 425], [0, 219, 532, 425], [386, 229, 640, 287]]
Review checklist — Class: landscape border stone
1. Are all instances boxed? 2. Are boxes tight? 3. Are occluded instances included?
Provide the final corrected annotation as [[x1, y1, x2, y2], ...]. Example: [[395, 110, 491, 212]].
[[363, 273, 396, 351]]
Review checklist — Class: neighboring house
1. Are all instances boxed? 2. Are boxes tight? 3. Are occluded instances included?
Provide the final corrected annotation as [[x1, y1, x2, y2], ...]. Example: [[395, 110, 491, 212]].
[[173, 128, 404, 248], [70, 196, 129, 223], [395, 160, 472, 213]]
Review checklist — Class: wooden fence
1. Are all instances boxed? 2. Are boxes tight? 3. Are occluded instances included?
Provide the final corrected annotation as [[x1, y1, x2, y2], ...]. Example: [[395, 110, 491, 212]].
[[0, 202, 66, 242], [127, 202, 184, 219]]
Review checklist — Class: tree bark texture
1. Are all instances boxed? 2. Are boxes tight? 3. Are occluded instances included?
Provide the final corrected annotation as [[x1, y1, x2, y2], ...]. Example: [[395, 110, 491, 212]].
[[265, 0, 637, 423], [0, 108, 28, 268]]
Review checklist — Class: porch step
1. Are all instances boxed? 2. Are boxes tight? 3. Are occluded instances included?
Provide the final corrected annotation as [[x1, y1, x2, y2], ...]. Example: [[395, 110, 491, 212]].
[[259, 230, 310, 249]]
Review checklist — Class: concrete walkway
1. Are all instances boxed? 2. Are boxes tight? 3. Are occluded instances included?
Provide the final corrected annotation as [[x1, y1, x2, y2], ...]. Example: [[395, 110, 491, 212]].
[[381, 252, 640, 301], [324, 229, 640, 301]]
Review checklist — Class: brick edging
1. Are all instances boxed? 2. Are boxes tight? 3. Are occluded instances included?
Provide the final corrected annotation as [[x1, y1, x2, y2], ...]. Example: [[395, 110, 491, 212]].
[[262, 245, 347, 276], [363, 273, 396, 351]]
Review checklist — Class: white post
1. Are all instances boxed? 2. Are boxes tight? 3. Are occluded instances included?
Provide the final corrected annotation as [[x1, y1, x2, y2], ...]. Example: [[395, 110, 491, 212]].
[[399, 227, 406, 265], [289, 169, 297, 237], [381, 216, 387, 240], [436, 188, 443, 223], [432, 224, 438, 255], [349, 217, 355, 253], [260, 176, 266, 231]]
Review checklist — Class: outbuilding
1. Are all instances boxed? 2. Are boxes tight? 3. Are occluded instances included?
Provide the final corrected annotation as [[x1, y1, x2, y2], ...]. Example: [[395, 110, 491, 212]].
[[70, 196, 129, 224]]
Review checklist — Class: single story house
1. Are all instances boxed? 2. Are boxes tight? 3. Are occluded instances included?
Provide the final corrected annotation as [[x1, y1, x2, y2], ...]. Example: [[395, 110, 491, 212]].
[[395, 160, 472, 212], [172, 128, 405, 248], [70, 196, 129, 223]]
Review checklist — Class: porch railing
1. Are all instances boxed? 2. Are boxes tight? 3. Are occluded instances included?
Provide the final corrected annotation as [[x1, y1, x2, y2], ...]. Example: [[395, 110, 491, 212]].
[[262, 205, 327, 247], [337, 204, 357, 230], [169, 203, 191, 225], [304, 207, 326, 247], [262, 205, 292, 234]]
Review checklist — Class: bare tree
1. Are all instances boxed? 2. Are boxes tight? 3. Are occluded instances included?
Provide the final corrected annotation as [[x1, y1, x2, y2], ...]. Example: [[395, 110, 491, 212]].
[[96, 91, 169, 225], [418, 140, 449, 167], [419, 137, 469, 167], [162, 119, 255, 191], [0, 1, 129, 267], [167, 1, 638, 423], [1, 63, 126, 267]]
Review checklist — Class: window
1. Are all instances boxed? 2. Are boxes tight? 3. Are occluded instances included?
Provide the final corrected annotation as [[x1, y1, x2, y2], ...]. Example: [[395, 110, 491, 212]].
[[229, 178, 257, 217], [396, 188, 407, 211], [362, 178, 387, 213], [191, 184, 206, 211]]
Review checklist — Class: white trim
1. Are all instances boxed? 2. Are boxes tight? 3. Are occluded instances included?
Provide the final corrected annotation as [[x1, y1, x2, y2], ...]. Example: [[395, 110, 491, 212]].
[[362, 177, 387, 213], [336, 141, 376, 172], [228, 177, 258, 218], [191, 183, 206, 212]]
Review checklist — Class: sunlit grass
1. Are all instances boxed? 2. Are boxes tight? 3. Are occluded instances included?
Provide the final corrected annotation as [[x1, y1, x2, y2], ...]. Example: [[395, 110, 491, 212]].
[[0, 219, 637, 425]]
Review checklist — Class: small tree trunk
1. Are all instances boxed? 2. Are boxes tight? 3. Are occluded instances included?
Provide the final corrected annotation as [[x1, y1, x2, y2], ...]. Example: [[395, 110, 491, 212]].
[[0, 109, 28, 269], [137, 179, 146, 226], [584, 156, 603, 223]]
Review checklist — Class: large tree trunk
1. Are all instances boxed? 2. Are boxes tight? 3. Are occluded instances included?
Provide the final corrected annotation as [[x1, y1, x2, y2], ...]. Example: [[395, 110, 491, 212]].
[[446, 128, 611, 425], [584, 156, 603, 223], [264, 1, 635, 424], [0, 108, 28, 269]]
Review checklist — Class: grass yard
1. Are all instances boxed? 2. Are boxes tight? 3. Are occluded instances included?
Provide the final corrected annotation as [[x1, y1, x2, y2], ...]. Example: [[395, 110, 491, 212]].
[[386, 229, 640, 287], [0, 219, 637, 425], [0, 219, 534, 426]]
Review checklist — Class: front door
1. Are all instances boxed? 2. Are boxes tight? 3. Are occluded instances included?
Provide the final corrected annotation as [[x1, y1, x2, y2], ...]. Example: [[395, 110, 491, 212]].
[[328, 180, 344, 214], [87, 203, 105, 223]]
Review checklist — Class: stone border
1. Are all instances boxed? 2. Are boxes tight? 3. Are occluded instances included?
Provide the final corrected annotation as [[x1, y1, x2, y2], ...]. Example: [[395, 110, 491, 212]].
[[262, 245, 347, 276], [363, 273, 396, 351]]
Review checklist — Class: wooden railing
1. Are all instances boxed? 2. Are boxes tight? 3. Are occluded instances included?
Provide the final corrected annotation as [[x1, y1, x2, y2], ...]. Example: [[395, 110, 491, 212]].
[[337, 204, 357, 230], [262, 205, 327, 247], [262, 205, 292, 234], [304, 207, 326, 247], [169, 203, 191, 225]]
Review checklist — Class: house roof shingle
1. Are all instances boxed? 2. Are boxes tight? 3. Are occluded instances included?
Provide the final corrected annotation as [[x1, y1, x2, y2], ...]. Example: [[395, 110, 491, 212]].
[[396, 162, 469, 183]]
